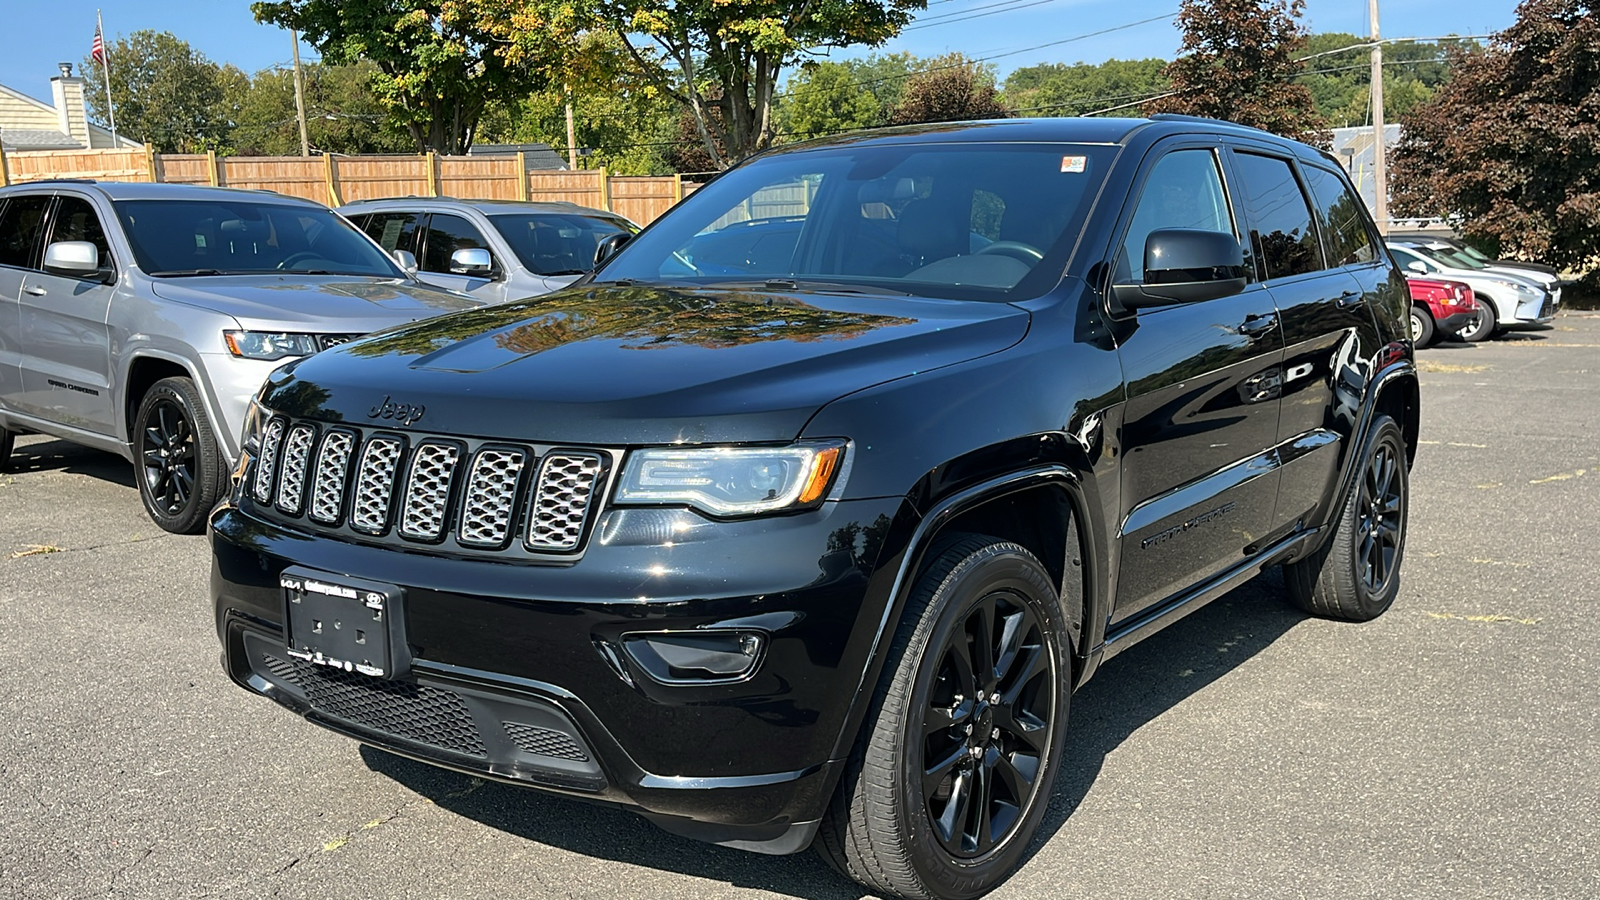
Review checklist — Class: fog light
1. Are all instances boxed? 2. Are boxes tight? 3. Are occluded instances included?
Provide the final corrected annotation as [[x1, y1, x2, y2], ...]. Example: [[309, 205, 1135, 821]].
[[622, 631, 765, 684]]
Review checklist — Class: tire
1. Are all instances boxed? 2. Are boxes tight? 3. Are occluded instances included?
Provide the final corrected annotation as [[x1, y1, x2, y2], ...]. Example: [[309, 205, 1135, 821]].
[[133, 376, 226, 534], [0, 424, 13, 472], [817, 536, 1071, 900], [1409, 305, 1435, 348], [1285, 414, 1408, 621], [1458, 300, 1496, 343]]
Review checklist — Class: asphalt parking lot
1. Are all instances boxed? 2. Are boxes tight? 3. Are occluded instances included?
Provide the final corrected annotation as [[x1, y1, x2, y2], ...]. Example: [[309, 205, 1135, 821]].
[[3, 313, 1598, 900]]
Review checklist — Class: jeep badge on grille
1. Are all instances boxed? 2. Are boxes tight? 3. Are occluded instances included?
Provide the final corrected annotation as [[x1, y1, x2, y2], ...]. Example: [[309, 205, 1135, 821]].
[[368, 395, 426, 426]]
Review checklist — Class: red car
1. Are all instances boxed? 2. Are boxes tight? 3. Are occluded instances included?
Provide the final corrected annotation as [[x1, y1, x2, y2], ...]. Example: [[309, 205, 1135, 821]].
[[1407, 277, 1479, 346]]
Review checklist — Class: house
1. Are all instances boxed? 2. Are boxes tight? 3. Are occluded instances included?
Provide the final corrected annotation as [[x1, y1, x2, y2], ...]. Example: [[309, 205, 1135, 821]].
[[467, 142, 570, 171], [0, 62, 139, 152]]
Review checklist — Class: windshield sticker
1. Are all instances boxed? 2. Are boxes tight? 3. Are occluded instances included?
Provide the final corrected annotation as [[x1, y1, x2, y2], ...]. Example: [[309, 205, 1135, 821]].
[[1060, 156, 1088, 174], [380, 218, 404, 250]]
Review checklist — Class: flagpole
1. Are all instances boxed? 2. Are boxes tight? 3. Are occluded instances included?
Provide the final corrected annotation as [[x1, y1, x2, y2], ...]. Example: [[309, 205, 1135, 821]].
[[97, 9, 118, 145]]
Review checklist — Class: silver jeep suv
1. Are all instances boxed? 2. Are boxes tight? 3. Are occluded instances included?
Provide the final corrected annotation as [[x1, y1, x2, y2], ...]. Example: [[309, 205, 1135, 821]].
[[0, 181, 483, 533]]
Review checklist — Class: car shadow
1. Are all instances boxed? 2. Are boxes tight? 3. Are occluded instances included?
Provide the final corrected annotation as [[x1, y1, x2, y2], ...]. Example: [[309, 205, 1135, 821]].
[[6, 435, 134, 488], [361, 571, 1306, 899]]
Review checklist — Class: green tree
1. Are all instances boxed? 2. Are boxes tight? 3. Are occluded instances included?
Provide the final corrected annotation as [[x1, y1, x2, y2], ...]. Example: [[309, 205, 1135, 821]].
[[889, 54, 1011, 125], [1002, 58, 1169, 116], [777, 61, 881, 139], [81, 30, 231, 152], [1146, 0, 1327, 142], [563, 0, 927, 169], [1299, 31, 1467, 127], [228, 62, 414, 156], [1391, 0, 1600, 269], [252, 0, 567, 154]]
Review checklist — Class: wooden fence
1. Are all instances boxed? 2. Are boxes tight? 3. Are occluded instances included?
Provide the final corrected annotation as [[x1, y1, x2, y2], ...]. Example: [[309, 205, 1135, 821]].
[[0, 145, 689, 225]]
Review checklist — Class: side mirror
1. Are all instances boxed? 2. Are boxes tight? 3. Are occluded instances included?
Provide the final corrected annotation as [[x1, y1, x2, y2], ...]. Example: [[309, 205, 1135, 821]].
[[1112, 229, 1247, 311], [43, 241, 101, 278], [594, 232, 630, 268], [1405, 260, 1429, 274], [392, 249, 418, 275], [449, 247, 494, 276]]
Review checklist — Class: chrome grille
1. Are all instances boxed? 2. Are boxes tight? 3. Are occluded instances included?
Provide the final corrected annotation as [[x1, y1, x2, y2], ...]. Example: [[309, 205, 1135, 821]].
[[252, 418, 287, 503], [309, 431, 354, 524], [350, 436, 404, 533], [399, 442, 461, 540], [527, 453, 604, 551], [458, 448, 527, 547], [274, 424, 316, 513], [252, 423, 609, 557]]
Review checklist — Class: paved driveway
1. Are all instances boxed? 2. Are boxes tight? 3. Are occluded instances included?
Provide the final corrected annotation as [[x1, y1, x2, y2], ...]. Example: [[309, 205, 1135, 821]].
[[3, 314, 1597, 899]]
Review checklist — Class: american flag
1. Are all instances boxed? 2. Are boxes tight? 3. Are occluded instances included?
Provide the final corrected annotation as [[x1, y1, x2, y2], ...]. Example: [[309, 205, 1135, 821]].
[[91, 27, 106, 65]]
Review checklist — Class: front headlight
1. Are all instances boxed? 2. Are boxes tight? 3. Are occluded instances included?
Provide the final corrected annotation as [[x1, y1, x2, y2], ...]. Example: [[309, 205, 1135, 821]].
[[241, 397, 272, 454], [224, 330, 320, 361], [616, 441, 847, 516], [1506, 281, 1541, 298]]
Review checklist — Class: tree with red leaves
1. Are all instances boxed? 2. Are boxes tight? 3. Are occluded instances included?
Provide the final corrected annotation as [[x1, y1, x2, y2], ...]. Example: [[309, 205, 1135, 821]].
[[1146, 0, 1327, 143], [1392, 0, 1600, 269]]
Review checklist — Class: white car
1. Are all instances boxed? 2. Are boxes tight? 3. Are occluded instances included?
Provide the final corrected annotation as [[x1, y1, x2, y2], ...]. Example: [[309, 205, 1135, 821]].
[[1387, 241, 1554, 342]]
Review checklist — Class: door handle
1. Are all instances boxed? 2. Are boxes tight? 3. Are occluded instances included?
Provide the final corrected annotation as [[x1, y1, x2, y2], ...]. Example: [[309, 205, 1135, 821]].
[[1336, 290, 1362, 310], [23, 285, 47, 297], [1238, 313, 1277, 338]]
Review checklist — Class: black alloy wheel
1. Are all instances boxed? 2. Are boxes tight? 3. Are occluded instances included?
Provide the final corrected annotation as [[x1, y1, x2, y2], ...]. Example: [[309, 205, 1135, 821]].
[[133, 376, 226, 534], [1355, 437, 1405, 596], [1285, 414, 1408, 621], [0, 423, 13, 471], [819, 536, 1070, 900], [922, 590, 1053, 859]]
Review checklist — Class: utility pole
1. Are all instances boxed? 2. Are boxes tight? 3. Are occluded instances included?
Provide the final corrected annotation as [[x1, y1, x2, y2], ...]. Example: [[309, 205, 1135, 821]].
[[291, 29, 311, 157], [1369, 0, 1388, 233], [564, 84, 578, 169]]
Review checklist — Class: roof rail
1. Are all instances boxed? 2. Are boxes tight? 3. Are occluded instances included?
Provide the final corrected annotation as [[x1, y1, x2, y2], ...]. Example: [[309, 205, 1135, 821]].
[[1148, 113, 1274, 135], [13, 178, 97, 185]]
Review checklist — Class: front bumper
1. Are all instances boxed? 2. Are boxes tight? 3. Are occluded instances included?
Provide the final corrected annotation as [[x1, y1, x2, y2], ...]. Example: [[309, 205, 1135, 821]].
[[1435, 309, 1477, 335], [211, 494, 911, 852], [1504, 291, 1556, 327]]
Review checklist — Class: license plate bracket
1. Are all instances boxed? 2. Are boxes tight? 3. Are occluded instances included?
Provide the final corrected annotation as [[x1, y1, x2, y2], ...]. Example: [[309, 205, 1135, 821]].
[[280, 566, 410, 679]]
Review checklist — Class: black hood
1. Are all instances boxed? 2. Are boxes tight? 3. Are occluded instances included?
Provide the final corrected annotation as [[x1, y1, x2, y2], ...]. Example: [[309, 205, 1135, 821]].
[[260, 284, 1030, 445]]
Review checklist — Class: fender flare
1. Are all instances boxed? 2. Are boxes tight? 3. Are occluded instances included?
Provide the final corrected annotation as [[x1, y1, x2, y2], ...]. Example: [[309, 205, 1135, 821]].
[[824, 464, 1104, 765]]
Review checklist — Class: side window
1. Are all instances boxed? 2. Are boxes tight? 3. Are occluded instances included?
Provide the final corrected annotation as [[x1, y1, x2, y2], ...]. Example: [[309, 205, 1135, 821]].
[[49, 195, 115, 275], [362, 212, 421, 254], [0, 195, 54, 270], [421, 213, 493, 274], [1119, 149, 1234, 283], [971, 189, 1005, 243], [1302, 165, 1376, 267], [1232, 152, 1323, 281], [1391, 247, 1432, 274]]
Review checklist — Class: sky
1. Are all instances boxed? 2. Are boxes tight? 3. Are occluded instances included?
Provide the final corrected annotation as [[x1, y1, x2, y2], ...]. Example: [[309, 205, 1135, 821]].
[[1, 0, 1523, 107]]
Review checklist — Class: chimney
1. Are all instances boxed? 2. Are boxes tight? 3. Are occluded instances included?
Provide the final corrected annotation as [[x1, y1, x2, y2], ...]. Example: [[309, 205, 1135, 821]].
[[50, 62, 92, 149]]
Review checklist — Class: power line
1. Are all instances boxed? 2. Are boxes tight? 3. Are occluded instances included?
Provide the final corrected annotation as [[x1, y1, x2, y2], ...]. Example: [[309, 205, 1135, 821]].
[[905, 0, 1073, 31]]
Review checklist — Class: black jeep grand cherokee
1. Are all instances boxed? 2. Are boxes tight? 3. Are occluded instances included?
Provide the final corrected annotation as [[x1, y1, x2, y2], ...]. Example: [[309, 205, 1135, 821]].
[[212, 116, 1416, 899]]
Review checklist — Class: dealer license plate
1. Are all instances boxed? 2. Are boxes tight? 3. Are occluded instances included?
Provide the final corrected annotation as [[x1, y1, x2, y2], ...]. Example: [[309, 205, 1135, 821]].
[[280, 566, 408, 678]]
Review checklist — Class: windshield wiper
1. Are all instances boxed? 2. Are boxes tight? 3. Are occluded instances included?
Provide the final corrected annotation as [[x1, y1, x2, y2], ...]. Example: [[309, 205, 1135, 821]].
[[540, 269, 589, 277], [703, 278, 914, 297], [151, 268, 227, 277]]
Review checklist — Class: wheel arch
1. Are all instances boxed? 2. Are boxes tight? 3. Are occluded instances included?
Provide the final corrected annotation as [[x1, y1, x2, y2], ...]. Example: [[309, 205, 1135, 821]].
[[826, 464, 1109, 768], [124, 354, 197, 442]]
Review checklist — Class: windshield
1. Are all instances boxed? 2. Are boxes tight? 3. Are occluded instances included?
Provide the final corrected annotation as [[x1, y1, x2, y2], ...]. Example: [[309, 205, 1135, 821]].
[[114, 199, 403, 277], [598, 141, 1116, 301], [490, 212, 636, 276], [1457, 243, 1492, 263], [1419, 246, 1486, 270]]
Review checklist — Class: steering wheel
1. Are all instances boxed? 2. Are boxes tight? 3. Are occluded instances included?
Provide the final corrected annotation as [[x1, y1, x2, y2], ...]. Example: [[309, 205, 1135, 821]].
[[975, 241, 1044, 263], [277, 251, 326, 271]]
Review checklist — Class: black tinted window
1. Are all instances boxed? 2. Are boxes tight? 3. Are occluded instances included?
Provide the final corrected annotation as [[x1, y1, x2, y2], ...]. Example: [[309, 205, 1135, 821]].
[[0, 195, 52, 270], [49, 196, 114, 273], [489, 213, 633, 276], [1233, 152, 1322, 280], [421, 213, 492, 274], [362, 212, 421, 254], [1119, 149, 1234, 283], [113, 199, 401, 277], [1302, 166, 1376, 267]]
